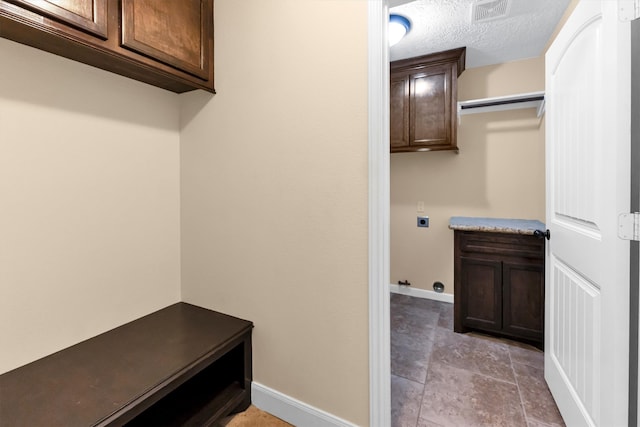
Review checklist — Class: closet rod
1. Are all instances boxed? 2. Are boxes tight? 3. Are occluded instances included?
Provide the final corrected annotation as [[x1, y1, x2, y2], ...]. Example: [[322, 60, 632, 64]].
[[459, 95, 544, 110]]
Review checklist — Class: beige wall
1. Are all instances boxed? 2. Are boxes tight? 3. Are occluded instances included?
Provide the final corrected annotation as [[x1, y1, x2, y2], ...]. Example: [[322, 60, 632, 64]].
[[179, 0, 369, 424], [546, 0, 580, 52], [391, 57, 546, 294], [0, 39, 181, 374]]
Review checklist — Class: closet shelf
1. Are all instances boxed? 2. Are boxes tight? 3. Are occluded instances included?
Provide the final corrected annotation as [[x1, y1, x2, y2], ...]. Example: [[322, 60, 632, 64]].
[[457, 91, 545, 119]]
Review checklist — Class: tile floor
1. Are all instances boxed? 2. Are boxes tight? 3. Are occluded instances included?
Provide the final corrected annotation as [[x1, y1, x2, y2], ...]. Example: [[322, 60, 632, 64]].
[[391, 293, 565, 427]]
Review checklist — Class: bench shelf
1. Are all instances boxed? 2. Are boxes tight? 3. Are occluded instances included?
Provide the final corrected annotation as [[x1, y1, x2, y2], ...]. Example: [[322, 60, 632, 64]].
[[0, 302, 253, 427]]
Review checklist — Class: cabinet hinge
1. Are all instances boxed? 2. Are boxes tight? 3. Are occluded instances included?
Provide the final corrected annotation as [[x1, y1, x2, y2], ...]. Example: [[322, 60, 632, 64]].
[[618, 213, 640, 241], [619, 0, 640, 21]]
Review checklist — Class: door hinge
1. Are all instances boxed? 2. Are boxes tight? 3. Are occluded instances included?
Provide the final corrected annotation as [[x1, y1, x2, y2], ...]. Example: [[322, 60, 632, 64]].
[[618, 213, 640, 241], [619, 0, 640, 21]]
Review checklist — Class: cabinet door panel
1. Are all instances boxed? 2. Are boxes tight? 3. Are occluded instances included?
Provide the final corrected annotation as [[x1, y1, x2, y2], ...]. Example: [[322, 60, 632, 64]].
[[390, 75, 409, 148], [502, 262, 544, 340], [460, 257, 502, 332], [410, 64, 451, 147], [7, 0, 107, 37], [121, 0, 210, 79]]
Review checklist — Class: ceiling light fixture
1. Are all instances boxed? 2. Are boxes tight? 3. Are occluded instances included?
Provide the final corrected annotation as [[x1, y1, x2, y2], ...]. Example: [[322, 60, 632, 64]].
[[389, 14, 411, 47]]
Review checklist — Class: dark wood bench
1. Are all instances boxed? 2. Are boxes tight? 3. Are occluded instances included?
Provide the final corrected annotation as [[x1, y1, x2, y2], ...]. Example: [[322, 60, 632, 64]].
[[0, 303, 253, 426]]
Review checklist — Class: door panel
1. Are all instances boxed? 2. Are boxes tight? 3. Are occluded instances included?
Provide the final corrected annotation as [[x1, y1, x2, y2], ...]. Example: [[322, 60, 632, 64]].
[[502, 262, 544, 340], [7, 0, 107, 37], [121, 0, 210, 79], [390, 75, 409, 148], [545, 0, 631, 425], [460, 257, 502, 331], [410, 64, 451, 146], [551, 259, 600, 420]]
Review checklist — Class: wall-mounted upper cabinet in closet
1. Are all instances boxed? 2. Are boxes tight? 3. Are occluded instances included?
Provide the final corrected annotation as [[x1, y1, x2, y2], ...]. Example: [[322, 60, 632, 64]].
[[0, 0, 214, 93], [390, 47, 465, 153]]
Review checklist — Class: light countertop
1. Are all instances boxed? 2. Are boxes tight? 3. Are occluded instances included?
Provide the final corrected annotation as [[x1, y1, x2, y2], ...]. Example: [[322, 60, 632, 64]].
[[449, 216, 545, 235]]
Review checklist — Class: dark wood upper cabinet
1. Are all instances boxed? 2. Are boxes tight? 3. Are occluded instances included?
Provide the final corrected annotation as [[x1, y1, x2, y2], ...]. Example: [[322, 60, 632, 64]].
[[390, 47, 465, 153], [0, 0, 215, 93]]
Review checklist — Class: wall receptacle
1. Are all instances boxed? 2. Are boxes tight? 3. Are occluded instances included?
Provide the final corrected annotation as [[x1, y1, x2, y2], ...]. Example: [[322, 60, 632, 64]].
[[417, 216, 429, 227]]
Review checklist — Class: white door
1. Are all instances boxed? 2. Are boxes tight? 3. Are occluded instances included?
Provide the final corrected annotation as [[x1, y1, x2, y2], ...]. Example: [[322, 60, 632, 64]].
[[545, 0, 633, 426]]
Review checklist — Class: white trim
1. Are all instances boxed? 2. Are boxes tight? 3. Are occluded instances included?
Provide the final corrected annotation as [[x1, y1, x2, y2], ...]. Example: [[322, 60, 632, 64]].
[[389, 284, 454, 304], [368, 1, 390, 427], [251, 382, 358, 427]]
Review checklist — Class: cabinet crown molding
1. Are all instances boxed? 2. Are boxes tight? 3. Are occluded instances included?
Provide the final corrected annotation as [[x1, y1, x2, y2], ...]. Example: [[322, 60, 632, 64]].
[[391, 47, 466, 77]]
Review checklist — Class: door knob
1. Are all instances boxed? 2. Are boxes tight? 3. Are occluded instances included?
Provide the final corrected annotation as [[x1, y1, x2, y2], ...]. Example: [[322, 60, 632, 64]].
[[533, 229, 551, 240]]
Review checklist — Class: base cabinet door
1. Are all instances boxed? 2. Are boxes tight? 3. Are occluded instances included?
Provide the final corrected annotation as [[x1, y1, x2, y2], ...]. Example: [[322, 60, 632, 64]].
[[502, 261, 544, 341], [460, 257, 502, 332]]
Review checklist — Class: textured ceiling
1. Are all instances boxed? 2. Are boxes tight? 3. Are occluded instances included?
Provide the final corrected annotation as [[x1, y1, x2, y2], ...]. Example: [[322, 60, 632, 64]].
[[389, 0, 571, 68]]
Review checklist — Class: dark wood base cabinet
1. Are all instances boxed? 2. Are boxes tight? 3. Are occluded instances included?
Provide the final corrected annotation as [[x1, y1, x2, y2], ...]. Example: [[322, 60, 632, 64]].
[[0, 303, 252, 427], [454, 230, 544, 348]]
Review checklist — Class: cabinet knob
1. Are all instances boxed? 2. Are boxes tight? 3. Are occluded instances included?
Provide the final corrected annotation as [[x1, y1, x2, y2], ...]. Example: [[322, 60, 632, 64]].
[[533, 229, 551, 240]]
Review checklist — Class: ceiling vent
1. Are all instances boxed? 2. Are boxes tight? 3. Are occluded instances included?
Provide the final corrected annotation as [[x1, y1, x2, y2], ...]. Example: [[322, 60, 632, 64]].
[[471, 0, 512, 23]]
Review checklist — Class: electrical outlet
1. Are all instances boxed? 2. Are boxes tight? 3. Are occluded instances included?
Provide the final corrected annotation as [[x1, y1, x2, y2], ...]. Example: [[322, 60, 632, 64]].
[[417, 216, 429, 227], [417, 201, 425, 213]]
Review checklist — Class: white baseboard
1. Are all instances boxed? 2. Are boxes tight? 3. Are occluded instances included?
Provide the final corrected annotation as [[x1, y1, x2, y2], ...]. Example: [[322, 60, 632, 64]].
[[251, 382, 358, 427], [389, 284, 454, 304]]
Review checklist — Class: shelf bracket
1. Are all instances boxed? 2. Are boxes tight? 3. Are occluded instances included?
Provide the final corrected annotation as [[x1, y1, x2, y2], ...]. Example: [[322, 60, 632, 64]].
[[457, 91, 545, 124]]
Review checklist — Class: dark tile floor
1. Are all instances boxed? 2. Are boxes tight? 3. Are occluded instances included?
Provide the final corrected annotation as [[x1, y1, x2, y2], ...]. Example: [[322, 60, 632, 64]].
[[391, 293, 565, 427]]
